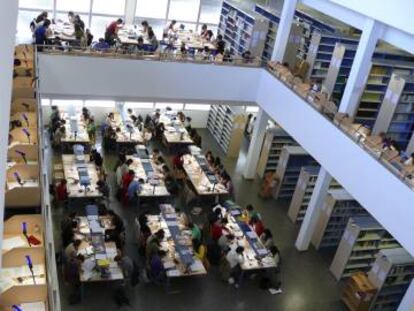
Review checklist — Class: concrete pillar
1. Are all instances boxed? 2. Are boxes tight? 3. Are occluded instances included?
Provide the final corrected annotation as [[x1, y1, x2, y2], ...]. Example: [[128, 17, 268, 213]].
[[295, 167, 332, 251], [125, 0, 137, 24], [271, 0, 298, 62], [0, 0, 19, 268], [398, 279, 414, 311], [243, 108, 269, 179], [338, 18, 385, 116]]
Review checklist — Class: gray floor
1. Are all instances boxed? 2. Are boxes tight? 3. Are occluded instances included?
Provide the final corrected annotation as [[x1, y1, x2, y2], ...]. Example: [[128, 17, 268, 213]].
[[54, 129, 346, 311]]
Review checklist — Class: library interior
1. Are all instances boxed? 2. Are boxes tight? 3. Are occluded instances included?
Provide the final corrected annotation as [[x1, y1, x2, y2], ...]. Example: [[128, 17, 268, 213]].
[[2, 0, 414, 310]]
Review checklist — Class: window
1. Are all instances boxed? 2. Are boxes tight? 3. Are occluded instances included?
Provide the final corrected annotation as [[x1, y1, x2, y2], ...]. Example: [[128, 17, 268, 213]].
[[155, 103, 184, 110], [90, 16, 116, 40], [17, 10, 40, 44], [168, 0, 200, 22], [125, 102, 154, 109], [136, 0, 168, 19], [19, 0, 53, 10], [245, 106, 259, 113], [199, 0, 221, 24], [52, 99, 83, 107], [92, 0, 125, 16], [85, 100, 115, 108], [55, 13, 90, 28], [41, 98, 51, 106], [56, 0, 91, 13], [184, 104, 211, 111]]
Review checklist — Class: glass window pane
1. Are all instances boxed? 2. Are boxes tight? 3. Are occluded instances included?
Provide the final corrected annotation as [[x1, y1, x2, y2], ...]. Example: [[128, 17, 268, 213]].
[[85, 100, 115, 108], [90, 16, 117, 40], [125, 102, 154, 109], [93, 0, 125, 16], [19, 0, 53, 10], [245, 106, 259, 113], [17, 10, 40, 44], [41, 98, 51, 106], [155, 103, 184, 110], [199, 0, 221, 24], [55, 13, 89, 28], [136, 0, 168, 19], [184, 104, 211, 111], [56, 0, 91, 13], [52, 99, 83, 107], [168, 0, 200, 22]]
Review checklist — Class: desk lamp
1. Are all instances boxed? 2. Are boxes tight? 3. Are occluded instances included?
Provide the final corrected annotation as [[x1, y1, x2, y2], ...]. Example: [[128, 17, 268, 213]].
[[22, 113, 29, 127], [13, 172, 24, 186], [22, 128, 31, 143], [12, 305, 23, 311], [22, 222, 32, 247], [25, 255, 36, 284], [15, 150, 27, 164]]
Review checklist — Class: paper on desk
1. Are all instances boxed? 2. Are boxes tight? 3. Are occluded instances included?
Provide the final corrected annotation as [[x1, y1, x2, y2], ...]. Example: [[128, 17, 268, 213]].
[[163, 261, 175, 269], [246, 231, 257, 239], [2, 236, 27, 250], [166, 220, 178, 227], [257, 248, 269, 256], [17, 301, 46, 311], [167, 269, 180, 277], [95, 253, 107, 260], [190, 260, 204, 272]]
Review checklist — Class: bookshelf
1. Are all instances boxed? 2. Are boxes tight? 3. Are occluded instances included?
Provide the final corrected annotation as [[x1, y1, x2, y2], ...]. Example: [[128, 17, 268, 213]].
[[273, 146, 318, 200], [218, 1, 269, 58], [311, 189, 368, 249], [368, 248, 414, 311], [373, 73, 414, 152], [256, 125, 298, 178], [206, 105, 247, 157], [288, 166, 341, 224], [330, 217, 400, 281]]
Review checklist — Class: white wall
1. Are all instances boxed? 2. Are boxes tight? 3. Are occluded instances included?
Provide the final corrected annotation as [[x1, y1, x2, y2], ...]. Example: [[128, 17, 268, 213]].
[[38, 54, 261, 105], [37, 54, 414, 256]]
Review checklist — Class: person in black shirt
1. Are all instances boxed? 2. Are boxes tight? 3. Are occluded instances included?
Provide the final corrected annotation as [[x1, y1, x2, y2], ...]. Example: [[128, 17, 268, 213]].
[[215, 34, 225, 55]]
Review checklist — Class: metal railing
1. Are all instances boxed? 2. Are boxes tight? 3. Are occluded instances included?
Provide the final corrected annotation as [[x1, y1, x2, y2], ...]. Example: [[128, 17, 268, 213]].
[[35, 44, 414, 192]]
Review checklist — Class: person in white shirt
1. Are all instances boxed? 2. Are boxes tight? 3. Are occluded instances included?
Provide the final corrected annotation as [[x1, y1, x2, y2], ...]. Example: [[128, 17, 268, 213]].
[[116, 159, 133, 187], [226, 245, 245, 288], [163, 20, 177, 39], [404, 153, 414, 166]]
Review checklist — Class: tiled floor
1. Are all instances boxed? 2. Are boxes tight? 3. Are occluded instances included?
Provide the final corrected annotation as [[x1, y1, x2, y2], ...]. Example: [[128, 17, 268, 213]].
[[53, 129, 346, 311]]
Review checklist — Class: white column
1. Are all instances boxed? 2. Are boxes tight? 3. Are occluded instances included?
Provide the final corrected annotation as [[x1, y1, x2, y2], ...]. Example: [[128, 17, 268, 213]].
[[271, 0, 297, 62], [0, 0, 19, 268], [338, 18, 385, 116], [124, 0, 137, 24], [295, 168, 332, 251], [398, 279, 414, 311], [243, 108, 269, 179]]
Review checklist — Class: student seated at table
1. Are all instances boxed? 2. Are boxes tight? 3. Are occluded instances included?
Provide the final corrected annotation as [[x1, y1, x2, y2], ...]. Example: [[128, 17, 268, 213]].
[[65, 239, 82, 260], [151, 148, 160, 162], [61, 212, 77, 247], [147, 27, 159, 52], [146, 229, 165, 266], [179, 42, 187, 56], [223, 50, 233, 62], [163, 20, 177, 39], [218, 233, 235, 253], [34, 19, 51, 48], [250, 216, 265, 237], [114, 252, 134, 281], [127, 178, 144, 205], [189, 222, 202, 242], [90, 148, 103, 168], [116, 159, 133, 188], [144, 115, 156, 133], [154, 156, 166, 171], [200, 24, 208, 38], [155, 122, 165, 141], [72, 22, 85, 47], [215, 35, 226, 55], [103, 126, 117, 150], [134, 36, 146, 53], [150, 250, 167, 282], [141, 20, 149, 37], [52, 126, 66, 148], [211, 218, 229, 241], [172, 152, 184, 170], [87, 117, 96, 143], [260, 229, 274, 249], [56, 179, 69, 206], [245, 204, 260, 220], [193, 238, 210, 270], [97, 179, 110, 198], [31, 11, 48, 31], [74, 15, 85, 31], [92, 38, 110, 51], [105, 18, 123, 46], [225, 246, 245, 288], [82, 107, 91, 121], [85, 29, 94, 47], [242, 50, 253, 63], [205, 150, 214, 165], [213, 156, 221, 172], [221, 173, 234, 196]]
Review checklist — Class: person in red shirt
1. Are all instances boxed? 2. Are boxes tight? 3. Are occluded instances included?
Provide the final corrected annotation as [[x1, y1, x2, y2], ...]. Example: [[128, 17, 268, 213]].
[[211, 218, 229, 241], [56, 179, 69, 207], [250, 216, 265, 237], [121, 170, 135, 205], [105, 18, 123, 46]]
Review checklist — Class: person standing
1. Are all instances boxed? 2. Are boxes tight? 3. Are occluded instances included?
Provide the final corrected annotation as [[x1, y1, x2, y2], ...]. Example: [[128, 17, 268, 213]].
[[105, 18, 123, 46]]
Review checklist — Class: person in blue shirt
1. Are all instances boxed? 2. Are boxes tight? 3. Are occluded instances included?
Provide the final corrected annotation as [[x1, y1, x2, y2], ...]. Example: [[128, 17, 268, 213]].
[[35, 19, 51, 49], [92, 38, 110, 51], [127, 178, 144, 205]]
